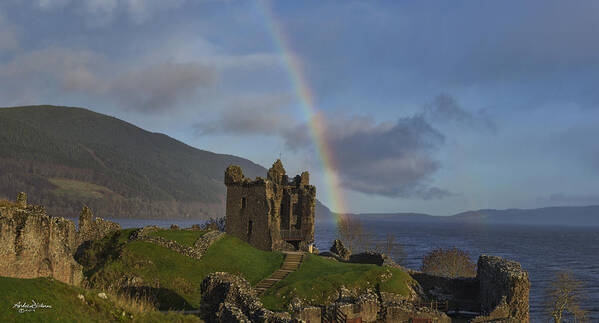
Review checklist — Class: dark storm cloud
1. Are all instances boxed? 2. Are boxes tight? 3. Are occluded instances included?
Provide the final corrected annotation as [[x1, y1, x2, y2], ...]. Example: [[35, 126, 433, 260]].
[[284, 114, 453, 199]]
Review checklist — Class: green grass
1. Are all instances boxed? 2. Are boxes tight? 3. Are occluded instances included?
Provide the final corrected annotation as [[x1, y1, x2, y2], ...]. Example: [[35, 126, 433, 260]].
[[84, 230, 285, 311], [49, 178, 119, 200], [0, 276, 202, 323], [147, 229, 208, 247], [260, 254, 413, 311]]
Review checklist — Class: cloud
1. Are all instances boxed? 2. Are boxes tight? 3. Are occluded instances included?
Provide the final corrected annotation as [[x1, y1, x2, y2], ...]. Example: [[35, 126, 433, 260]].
[[284, 113, 453, 199], [0, 13, 19, 52], [0, 47, 101, 105], [194, 95, 468, 199], [194, 93, 294, 135], [104, 62, 215, 112], [32, 0, 188, 25], [0, 45, 215, 111], [423, 94, 496, 131]]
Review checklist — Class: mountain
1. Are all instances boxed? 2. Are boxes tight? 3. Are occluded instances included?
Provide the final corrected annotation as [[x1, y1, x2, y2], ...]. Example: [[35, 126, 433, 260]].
[[356, 205, 599, 227], [0, 105, 270, 219], [451, 206, 599, 226]]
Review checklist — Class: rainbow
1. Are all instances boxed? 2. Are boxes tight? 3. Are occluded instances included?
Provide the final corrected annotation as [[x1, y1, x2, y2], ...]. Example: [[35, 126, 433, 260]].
[[256, 0, 347, 218]]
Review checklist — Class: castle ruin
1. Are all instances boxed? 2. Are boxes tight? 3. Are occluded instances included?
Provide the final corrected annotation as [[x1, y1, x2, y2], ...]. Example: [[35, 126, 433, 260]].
[[225, 160, 315, 252]]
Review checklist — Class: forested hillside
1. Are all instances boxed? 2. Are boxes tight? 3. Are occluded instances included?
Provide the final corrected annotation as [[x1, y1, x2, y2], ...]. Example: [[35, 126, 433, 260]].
[[0, 105, 266, 219]]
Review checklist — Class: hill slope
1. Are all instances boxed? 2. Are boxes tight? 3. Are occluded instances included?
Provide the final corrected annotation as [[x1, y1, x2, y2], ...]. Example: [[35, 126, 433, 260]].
[[0, 105, 267, 219]]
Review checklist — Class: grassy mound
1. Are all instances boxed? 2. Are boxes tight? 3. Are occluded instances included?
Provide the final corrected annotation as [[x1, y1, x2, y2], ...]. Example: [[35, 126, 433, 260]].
[[82, 229, 285, 311], [0, 276, 202, 322], [261, 254, 413, 311], [147, 229, 208, 247]]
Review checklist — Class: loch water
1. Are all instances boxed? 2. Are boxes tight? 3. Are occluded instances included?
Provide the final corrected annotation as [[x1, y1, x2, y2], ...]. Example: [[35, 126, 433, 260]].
[[316, 220, 599, 322], [102, 218, 599, 322]]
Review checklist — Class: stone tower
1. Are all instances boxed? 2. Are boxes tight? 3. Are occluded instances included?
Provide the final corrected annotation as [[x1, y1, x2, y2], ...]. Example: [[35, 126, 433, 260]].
[[225, 159, 316, 251]]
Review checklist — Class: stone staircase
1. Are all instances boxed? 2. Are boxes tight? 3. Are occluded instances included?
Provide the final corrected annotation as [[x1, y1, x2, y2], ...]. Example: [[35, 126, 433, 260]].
[[254, 252, 304, 294]]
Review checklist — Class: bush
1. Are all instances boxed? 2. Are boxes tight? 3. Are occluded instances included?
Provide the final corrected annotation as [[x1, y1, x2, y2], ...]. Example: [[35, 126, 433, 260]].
[[545, 270, 588, 323], [420, 247, 476, 278], [202, 217, 225, 231]]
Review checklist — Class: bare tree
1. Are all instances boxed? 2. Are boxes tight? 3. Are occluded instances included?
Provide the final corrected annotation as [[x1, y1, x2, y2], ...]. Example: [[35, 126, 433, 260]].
[[373, 233, 407, 265], [336, 214, 365, 253], [545, 271, 588, 323], [420, 247, 476, 278]]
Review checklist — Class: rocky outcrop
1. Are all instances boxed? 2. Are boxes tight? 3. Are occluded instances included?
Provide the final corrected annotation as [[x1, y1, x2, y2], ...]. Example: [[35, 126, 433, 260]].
[[77, 206, 121, 247], [200, 272, 292, 323], [475, 255, 530, 323], [0, 193, 83, 285], [329, 239, 350, 260]]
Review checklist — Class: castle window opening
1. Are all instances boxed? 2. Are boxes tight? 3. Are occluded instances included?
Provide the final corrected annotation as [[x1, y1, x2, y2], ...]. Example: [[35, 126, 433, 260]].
[[241, 197, 247, 209]]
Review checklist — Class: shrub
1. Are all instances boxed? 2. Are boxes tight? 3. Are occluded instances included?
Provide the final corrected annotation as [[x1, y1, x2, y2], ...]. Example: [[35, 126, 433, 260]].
[[420, 247, 476, 278], [545, 270, 588, 323], [202, 217, 225, 231]]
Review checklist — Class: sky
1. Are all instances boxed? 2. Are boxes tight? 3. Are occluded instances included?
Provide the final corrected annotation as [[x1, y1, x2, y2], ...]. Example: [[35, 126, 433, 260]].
[[1, 0, 599, 215]]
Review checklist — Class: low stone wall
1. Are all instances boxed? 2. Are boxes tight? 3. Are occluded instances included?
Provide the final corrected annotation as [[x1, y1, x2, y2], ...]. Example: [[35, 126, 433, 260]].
[[194, 230, 226, 255], [131, 226, 225, 261]]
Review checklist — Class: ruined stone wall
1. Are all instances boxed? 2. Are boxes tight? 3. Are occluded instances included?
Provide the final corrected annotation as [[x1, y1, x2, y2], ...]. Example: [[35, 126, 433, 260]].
[[410, 272, 479, 312], [410, 254, 530, 322], [77, 205, 121, 247], [0, 193, 83, 285], [476, 255, 530, 322], [200, 272, 292, 323], [0, 193, 122, 286], [225, 177, 274, 251]]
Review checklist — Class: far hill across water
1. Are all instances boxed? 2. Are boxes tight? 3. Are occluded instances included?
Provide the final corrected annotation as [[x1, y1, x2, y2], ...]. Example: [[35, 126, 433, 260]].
[[0, 105, 270, 219], [354, 205, 599, 227]]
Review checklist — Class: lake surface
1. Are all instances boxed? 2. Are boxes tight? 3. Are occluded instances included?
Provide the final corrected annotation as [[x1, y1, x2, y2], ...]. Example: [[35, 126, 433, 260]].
[[99, 217, 599, 322]]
